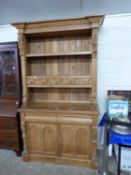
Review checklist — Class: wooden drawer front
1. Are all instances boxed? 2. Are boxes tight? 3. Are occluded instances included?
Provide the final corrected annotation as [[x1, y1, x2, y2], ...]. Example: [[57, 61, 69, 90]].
[[0, 131, 18, 148], [0, 140, 18, 148], [0, 118, 17, 130], [0, 130, 17, 141], [24, 114, 93, 125], [57, 115, 93, 125], [25, 114, 57, 123]]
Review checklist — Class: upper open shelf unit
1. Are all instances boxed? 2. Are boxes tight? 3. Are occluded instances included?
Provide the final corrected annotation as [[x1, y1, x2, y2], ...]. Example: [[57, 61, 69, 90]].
[[14, 16, 104, 56], [26, 34, 92, 56], [13, 16, 104, 106]]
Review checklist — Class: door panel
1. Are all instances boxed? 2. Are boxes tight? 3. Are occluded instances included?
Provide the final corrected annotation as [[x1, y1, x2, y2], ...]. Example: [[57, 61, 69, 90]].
[[27, 123, 43, 152], [27, 122, 58, 155], [60, 124, 92, 159], [76, 127, 90, 157], [60, 126, 74, 157], [43, 125, 57, 154], [0, 49, 18, 96]]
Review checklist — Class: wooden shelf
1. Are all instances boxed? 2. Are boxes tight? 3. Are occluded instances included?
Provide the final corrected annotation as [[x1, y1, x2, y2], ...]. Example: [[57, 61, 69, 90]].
[[26, 76, 92, 88], [24, 102, 99, 113], [24, 100, 94, 104], [26, 51, 92, 58]]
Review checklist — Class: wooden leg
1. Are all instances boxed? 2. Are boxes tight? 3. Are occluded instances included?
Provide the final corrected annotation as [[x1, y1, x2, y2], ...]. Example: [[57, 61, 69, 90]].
[[103, 123, 108, 175], [14, 149, 22, 157], [118, 145, 121, 175]]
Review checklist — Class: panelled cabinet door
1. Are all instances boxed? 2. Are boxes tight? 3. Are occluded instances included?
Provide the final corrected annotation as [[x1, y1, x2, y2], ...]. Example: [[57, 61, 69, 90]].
[[27, 123, 43, 153], [59, 124, 92, 159], [27, 123, 58, 155], [59, 125, 75, 157], [0, 48, 19, 96], [43, 124, 58, 155], [75, 126, 92, 159]]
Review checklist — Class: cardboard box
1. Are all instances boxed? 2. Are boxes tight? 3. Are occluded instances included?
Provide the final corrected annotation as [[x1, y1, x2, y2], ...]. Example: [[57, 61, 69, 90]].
[[108, 100, 128, 120], [108, 90, 131, 113]]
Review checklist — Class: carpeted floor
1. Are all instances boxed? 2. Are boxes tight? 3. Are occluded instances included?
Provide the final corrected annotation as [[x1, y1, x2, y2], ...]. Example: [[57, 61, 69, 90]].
[[0, 149, 97, 175], [0, 149, 130, 175]]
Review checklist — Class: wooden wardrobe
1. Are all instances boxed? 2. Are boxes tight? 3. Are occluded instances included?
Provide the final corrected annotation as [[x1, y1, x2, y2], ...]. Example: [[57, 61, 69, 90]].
[[13, 16, 104, 169]]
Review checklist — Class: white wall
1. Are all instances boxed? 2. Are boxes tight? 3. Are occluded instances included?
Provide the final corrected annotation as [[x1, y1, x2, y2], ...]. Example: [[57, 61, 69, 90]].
[[1, 0, 131, 25], [97, 14, 131, 148], [0, 25, 18, 42], [1, 14, 131, 148], [98, 14, 131, 117]]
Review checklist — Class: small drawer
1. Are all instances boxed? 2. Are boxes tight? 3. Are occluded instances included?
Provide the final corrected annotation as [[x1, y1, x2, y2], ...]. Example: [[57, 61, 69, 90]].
[[0, 130, 17, 141], [0, 118, 17, 130], [0, 130, 18, 149], [0, 140, 18, 148], [57, 115, 93, 125]]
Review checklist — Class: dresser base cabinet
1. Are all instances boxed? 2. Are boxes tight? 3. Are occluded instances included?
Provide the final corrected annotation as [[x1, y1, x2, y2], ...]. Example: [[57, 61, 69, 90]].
[[20, 108, 98, 169]]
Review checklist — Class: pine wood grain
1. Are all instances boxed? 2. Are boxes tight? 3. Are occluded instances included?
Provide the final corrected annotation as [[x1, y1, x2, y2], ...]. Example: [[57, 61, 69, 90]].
[[13, 16, 104, 168]]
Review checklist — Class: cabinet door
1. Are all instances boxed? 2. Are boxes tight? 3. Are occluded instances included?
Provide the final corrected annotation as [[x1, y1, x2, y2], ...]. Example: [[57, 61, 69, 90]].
[[0, 48, 19, 96], [27, 123, 58, 155], [75, 125, 92, 159], [59, 124, 92, 159]]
